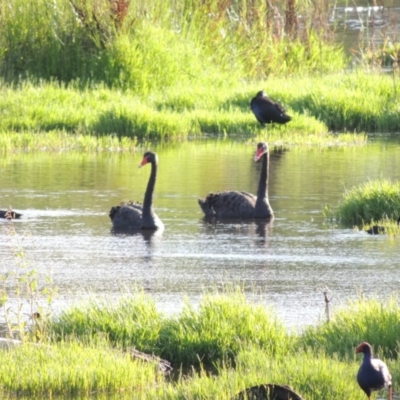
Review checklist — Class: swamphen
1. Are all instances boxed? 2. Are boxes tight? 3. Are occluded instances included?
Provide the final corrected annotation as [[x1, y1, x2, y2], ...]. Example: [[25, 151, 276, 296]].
[[356, 342, 392, 400]]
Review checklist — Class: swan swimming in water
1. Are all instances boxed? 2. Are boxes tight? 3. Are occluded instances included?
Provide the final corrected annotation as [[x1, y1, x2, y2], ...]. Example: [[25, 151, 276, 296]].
[[109, 151, 164, 232], [198, 142, 273, 219]]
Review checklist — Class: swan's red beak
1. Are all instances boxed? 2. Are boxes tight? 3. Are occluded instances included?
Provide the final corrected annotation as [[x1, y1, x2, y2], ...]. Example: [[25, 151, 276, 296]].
[[139, 156, 149, 168], [254, 147, 265, 161]]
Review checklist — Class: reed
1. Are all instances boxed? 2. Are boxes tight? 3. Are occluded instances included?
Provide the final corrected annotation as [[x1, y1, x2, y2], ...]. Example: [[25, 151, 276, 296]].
[[0, 223, 56, 342], [156, 289, 291, 370], [0, 341, 163, 397], [50, 291, 163, 352], [300, 296, 400, 360], [0, 0, 345, 86]]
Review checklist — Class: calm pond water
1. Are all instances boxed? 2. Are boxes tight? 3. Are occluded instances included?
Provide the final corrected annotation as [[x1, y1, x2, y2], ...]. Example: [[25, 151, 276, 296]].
[[1, 136, 400, 331]]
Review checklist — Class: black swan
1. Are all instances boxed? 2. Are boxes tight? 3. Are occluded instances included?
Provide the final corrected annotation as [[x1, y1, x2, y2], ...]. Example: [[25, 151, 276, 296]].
[[198, 142, 273, 219], [250, 90, 292, 126], [356, 342, 392, 400], [109, 151, 164, 231], [366, 216, 400, 235], [0, 207, 22, 219]]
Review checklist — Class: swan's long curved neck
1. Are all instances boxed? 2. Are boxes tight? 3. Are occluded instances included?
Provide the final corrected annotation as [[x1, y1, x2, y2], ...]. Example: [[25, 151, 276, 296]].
[[256, 152, 268, 200], [142, 161, 157, 217]]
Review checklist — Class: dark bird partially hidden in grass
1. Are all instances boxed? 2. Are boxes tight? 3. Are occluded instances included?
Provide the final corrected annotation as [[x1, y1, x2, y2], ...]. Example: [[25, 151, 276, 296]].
[[366, 216, 400, 235], [356, 342, 392, 400], [0, 206, 22, 219], [109, 151, 164, 232], [250, 90, 292, 126], [236, 383, 304, 400], [198, 142, 273, 220]]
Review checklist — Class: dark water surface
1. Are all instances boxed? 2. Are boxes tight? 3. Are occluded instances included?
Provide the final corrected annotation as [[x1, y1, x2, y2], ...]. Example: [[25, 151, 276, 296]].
[[1, 137, 400, 331]]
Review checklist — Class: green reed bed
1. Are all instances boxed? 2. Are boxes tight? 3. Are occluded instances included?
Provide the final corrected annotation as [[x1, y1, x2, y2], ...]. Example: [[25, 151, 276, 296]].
[[300, 296, 400, 360], [2, 70, 400, 142], [50, 289, 291, 371], [2, 290, 400, 399], [0, 72, 388, 149], [156, 291, 291, 370], [0, 0, 344, 86], [50, 291, 163, 352], [334, 179, 400, 226], [0, 341, 163, 398]]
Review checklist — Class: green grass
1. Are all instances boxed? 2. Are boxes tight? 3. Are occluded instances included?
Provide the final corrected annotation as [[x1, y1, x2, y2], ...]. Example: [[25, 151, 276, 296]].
[[5, 70, 400, 148], [0, 341, 163, 398], [49, 291, 163, 352], [0, 0, 345, 86], [156, 290, 291, 370], [300, 296, 400, 359], [335, 179, 400, 226], [2, 289, 400, 399]]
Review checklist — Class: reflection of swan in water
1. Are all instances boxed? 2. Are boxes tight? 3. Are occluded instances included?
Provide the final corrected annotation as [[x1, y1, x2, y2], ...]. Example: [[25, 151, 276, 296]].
[[198, 142, 273, 220], [0, 207, 22, 219], [201, 218, 273, 247], [255, 220, 274, 243], [109, 151, 164, 233], [111, 227, 162, 245]]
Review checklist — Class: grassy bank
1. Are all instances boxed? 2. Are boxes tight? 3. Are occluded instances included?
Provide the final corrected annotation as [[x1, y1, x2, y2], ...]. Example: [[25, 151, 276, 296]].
[[0, 289, 399, 399], [3, 69, 400, 148]]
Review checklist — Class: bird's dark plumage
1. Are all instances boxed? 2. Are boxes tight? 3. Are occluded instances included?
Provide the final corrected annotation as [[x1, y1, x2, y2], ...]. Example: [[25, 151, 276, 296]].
[[250, 90, 291, 126], [109, 151, 163, 232], [198, 142, 273, 219], [356, 342, 392, 400], [0, 207, 22, 219], [366, 216, 400, 235]]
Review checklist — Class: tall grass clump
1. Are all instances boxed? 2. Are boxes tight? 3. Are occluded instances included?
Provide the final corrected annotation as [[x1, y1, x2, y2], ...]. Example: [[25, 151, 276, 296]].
[[335, 179, 400, 226], [157, 289, 291, 370], [300, 297, 400, 360], [0, 341, 163, 397], [50, 291, 163, 352], [0, 0, 345, 88], [234, 347, 365, 399]]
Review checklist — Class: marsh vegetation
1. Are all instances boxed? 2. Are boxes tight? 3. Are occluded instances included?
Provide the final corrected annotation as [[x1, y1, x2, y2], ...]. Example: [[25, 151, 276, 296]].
[[1, 0, 400, 398]]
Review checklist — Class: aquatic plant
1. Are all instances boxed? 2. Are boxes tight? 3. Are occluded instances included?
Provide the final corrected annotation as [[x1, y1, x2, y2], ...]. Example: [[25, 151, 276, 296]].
[[336, 179, 400, 226]]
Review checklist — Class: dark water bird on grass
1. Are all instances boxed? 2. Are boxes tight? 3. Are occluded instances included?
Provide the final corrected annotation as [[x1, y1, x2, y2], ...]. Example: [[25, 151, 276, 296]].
[[0, 207, 22, 219], [109, 151, 164, 232], [356, 342, 392, 400], [366, 216, 400, 235], [250, 90, 292, 126], [236, 383, 303, 400], [198, 142, 273, 219]]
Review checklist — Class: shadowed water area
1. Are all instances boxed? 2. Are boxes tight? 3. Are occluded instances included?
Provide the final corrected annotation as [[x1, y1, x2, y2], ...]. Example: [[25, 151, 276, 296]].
[[1, 137, 400, 331]]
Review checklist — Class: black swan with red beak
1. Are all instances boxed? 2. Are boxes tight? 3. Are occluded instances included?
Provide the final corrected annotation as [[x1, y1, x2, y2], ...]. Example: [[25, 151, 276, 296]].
[[109, 151, 164, 232], [198, 142, 273, 219]]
